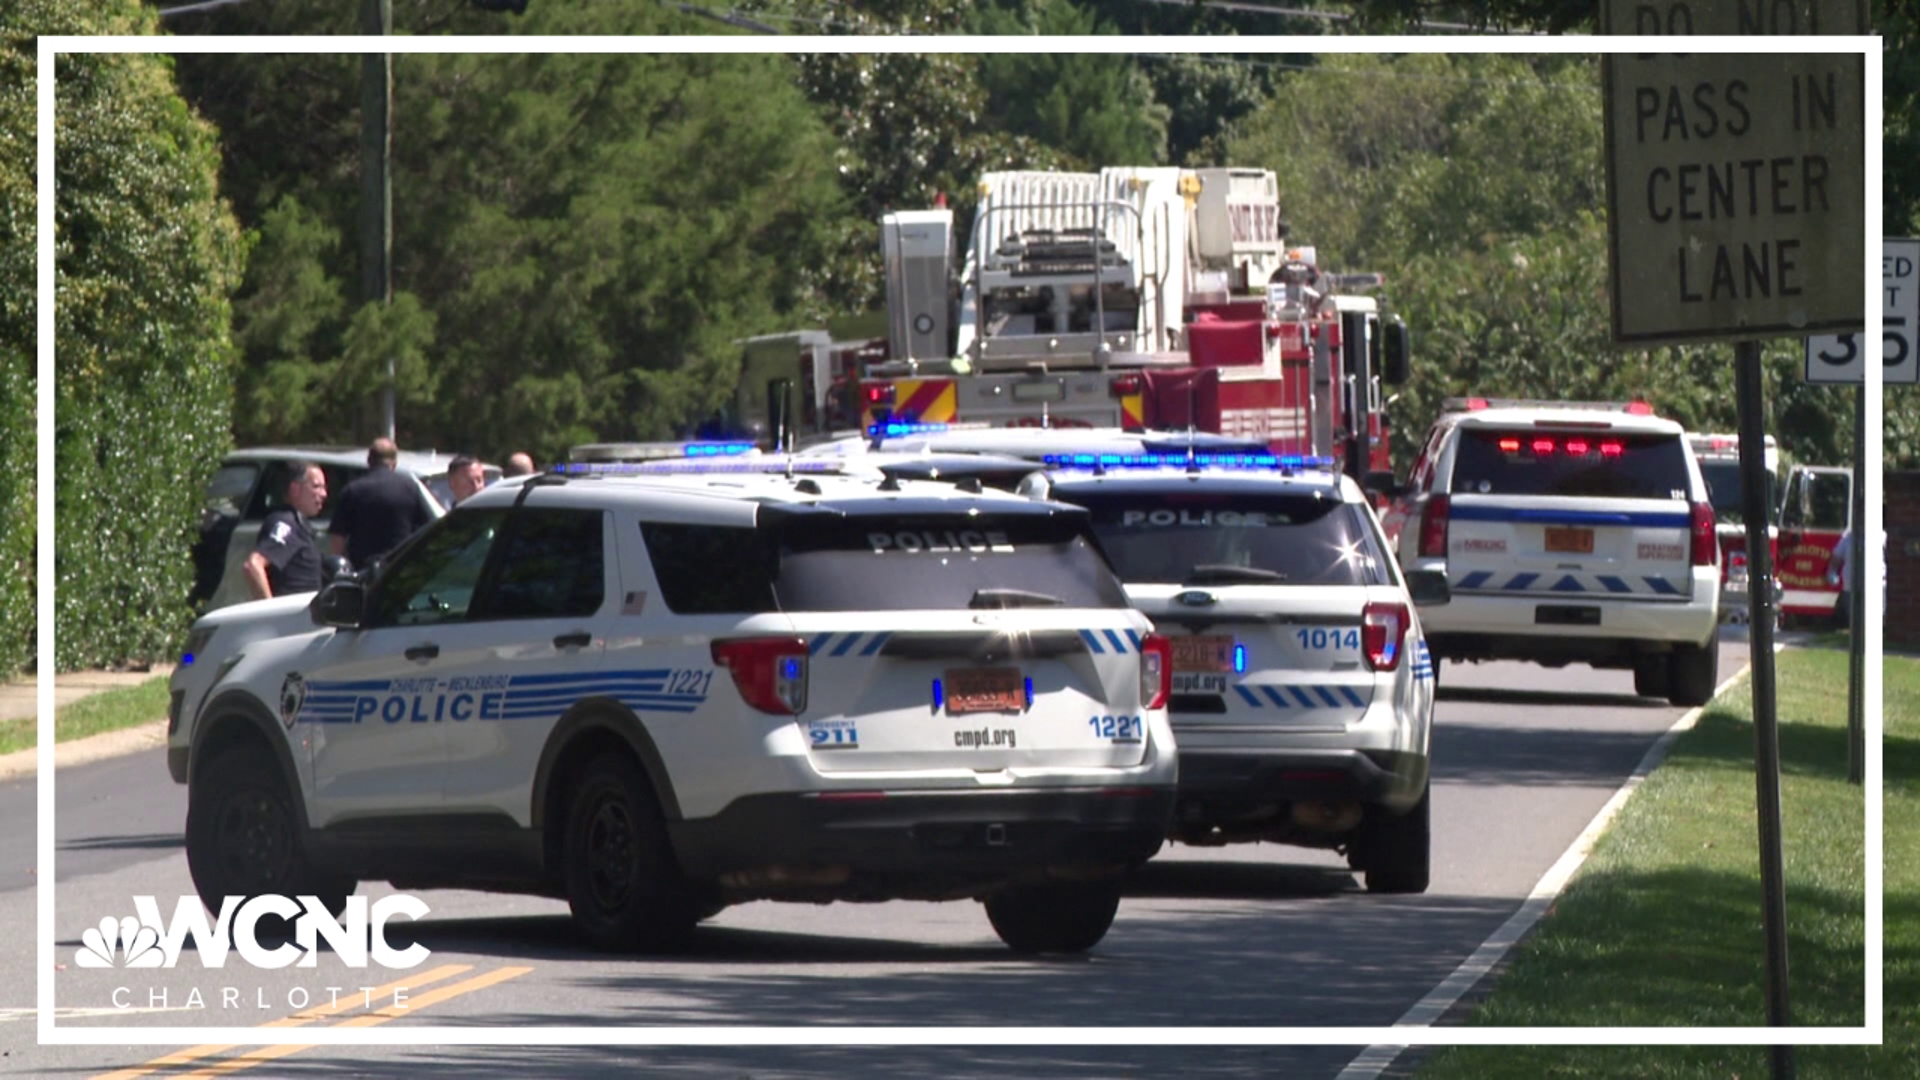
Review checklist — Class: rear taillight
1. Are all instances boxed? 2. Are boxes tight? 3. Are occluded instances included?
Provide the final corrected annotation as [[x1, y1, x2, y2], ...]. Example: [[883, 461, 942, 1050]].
[[1109, 374, 1144, 397], [1689, 502, 1717, 567], [1417, 494, 1450, 558], [1139, 634, 1172, 710], [1362, 602, 1408, 672], [711, 637, 809, 715]]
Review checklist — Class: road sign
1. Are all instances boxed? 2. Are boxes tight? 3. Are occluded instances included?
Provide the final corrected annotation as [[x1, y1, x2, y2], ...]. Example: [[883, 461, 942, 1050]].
[[1602, 52, 1866, 346], [1806, 238, 1920, 384], [1600, 0, 1865, 34]]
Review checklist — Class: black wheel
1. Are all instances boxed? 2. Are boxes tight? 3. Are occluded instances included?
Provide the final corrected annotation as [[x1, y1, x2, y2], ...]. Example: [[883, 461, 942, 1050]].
[[186, 741, 353, 931], [1632, 656, 1670, 699], [1355, 786, 1430, 895], [1667, 630, 1720, 707], [562, 753, 697, 953], [983, 880, 1122, 954]]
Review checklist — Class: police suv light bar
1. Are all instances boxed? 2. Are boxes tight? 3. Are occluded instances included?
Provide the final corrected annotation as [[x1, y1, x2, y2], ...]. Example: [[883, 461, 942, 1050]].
[[551, 459, 848, 476], [1041, 452, 1336, 471]]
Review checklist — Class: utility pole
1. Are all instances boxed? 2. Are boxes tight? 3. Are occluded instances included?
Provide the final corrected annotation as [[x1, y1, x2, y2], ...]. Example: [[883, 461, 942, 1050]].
[[359, 0, 394, 440]]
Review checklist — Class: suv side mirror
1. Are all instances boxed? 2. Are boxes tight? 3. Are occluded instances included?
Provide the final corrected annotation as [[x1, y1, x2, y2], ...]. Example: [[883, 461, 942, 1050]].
[[1404, 568, 1451, 606], [1363, 470, 1401, 498], [1381, 316, 1411, 386], [311, 581, 368, 628]]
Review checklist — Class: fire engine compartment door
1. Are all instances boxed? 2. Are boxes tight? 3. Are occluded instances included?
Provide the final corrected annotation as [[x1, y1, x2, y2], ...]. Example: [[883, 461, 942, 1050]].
[[952, 373, 1121, 428], [1444, 428, 1696, 602]]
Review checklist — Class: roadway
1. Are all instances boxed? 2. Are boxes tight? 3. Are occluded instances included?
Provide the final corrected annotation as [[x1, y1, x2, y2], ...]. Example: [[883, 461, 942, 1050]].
[[0, 640, 1753, 1077]]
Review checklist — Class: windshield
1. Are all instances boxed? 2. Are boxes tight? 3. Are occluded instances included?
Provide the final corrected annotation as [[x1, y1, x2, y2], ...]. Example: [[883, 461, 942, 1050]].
[[1697, 461, 1778, 526], [1452, 429, 1690, 500], [1064, 491, 1392, 587], [640, 514, 1129, 614]]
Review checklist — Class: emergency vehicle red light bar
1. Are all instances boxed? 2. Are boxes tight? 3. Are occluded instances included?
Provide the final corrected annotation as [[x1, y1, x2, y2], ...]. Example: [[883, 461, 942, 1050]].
[[1444, 397, 1657, 416]]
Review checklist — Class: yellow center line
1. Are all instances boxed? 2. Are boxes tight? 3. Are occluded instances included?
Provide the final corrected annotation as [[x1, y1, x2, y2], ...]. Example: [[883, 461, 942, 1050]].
[[169, 966, 532, 1079], [88, 963, 474, 1080]]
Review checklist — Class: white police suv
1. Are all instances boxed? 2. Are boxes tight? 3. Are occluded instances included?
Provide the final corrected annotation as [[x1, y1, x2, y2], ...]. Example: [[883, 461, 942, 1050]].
[[1374, 399, 1721, 705], [1022, 453, 1445, 894], [167, 460, 1177, 954]]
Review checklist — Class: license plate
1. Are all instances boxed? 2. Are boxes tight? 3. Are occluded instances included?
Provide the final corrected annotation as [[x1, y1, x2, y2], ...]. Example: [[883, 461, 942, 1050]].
[[945, 667, 1025, 715], [1172, 635, 1234, 672], [1545, 526, 1594, 554], [1172, 672, 1228, 695]]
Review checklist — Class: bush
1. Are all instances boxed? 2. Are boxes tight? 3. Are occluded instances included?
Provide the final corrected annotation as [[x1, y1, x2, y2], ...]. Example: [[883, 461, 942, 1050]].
[[34, 0, 244, 670]]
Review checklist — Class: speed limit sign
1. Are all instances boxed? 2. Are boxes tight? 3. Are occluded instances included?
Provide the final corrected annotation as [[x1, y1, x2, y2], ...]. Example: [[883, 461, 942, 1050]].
[[1806, 238, 1920, 384]]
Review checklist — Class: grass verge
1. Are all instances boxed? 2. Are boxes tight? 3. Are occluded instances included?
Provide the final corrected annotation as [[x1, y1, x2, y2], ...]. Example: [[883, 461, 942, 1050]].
[[0, 675, 171, 756], [1414, 646, 1911, 1077]]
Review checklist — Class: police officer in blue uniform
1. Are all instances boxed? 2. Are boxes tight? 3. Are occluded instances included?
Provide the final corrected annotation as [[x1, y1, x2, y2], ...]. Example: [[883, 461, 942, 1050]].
[[244, 461, 327, 600]]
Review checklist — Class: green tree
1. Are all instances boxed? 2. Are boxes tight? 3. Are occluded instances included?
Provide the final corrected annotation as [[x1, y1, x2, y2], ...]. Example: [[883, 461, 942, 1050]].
[[173, 5, 846, 465], [40, 0, 245, 669], [971, 0, 1170, 168], [0, 3, 43, 678]]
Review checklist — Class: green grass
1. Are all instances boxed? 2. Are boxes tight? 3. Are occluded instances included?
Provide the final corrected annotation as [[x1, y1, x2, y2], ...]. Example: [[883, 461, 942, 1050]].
[[0, 676, 171, 756], [1414, 647, 1914, 1078]]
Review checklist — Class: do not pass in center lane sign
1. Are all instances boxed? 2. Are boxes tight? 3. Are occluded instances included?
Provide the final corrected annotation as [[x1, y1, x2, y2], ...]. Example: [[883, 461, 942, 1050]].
[[1603, 52, 1865, 346]]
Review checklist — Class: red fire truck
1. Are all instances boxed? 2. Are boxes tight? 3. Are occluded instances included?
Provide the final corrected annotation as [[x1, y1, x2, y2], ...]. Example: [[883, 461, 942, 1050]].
[[1775, 462, 1853, 625], [737, 167, 1409, 485]]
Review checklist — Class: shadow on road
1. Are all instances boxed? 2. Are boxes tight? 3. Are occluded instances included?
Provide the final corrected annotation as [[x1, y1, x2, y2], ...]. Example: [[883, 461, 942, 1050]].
[[1126, 857, 1355, 901], [1437, 685, 1664, 710], [58, 832, 182, 852]]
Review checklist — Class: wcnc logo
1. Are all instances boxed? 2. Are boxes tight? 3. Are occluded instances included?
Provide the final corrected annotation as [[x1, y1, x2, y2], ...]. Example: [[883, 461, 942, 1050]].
[[75, 895, 430, 970]]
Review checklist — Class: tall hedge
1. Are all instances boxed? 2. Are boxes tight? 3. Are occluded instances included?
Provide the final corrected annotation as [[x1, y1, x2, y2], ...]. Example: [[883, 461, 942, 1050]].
[[36, 0, 244, 670], [0, 9, 44, 679]]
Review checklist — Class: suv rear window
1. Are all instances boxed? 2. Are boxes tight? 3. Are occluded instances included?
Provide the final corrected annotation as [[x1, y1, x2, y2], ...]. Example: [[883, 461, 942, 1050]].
[[1451, 429, 1690, 500], [641, 515, 1128, 614], [1067, 492, 1392, 587]]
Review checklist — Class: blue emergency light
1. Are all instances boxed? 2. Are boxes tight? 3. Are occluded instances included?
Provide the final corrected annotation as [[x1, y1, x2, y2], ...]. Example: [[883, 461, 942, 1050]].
[[681, 441, 757, 457], [551, 459, 845, 476], [867, 421, 952, 439]]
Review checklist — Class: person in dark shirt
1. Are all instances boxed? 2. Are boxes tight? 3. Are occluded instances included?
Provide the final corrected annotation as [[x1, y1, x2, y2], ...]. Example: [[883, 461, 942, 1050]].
[[244, 461, 326, 599], [329, 437, 433, 572]]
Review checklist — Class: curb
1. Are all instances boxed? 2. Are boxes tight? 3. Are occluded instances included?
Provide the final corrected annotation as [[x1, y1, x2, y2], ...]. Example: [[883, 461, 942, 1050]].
[[0, 718, 169, 783]]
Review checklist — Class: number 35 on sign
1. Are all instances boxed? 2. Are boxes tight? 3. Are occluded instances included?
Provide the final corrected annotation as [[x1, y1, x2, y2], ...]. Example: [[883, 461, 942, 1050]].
[[1805, 238, 1920, 385]]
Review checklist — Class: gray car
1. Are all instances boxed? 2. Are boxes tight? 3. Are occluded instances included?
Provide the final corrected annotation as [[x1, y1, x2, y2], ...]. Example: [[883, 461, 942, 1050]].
[[192, 446, 500, 610]]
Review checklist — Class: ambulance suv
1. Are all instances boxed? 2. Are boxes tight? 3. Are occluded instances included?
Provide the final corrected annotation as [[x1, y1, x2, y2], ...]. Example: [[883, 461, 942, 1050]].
[[1375, 399, 1721, 706], [1022, 454, 1446, 894], [167, 461, 1177, 954]]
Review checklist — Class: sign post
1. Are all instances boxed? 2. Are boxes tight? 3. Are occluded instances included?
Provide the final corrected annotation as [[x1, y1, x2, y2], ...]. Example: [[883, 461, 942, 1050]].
[[1602, 23, 1865, 1075], [1804, 239, 1915, 787]]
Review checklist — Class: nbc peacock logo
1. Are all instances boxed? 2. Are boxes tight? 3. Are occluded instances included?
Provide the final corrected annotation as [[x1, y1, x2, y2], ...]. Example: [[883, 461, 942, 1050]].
[[75, 916, 165, 968]]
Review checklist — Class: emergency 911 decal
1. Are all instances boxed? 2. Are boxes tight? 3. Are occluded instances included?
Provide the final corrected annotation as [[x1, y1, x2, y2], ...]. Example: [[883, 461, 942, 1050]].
[[286, 668, 712, 725]]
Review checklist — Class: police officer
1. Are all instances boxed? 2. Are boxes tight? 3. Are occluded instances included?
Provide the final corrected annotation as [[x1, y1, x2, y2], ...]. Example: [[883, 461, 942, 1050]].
[[244, 461, 326, 600], [329, 437, 432, 572]]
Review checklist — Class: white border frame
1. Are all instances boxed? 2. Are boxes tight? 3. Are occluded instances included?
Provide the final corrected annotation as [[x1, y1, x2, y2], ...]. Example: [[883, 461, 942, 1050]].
[[36, 32, 1882, 1048]]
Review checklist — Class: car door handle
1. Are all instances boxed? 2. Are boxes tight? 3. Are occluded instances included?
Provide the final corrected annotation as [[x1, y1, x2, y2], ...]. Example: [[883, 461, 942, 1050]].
[[553, 632, 592, 650], [404, 644, 439, 661]]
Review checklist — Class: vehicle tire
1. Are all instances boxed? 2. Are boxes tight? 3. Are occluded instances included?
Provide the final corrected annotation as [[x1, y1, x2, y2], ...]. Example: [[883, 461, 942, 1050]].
[[1667, 632, 1720, 707], [1632, 656, 1670, 699], [562, 753, 697, 953], [185, 740, 353, 931], [984, 880, 1123, 954], [1357, 786, 1430, 895]]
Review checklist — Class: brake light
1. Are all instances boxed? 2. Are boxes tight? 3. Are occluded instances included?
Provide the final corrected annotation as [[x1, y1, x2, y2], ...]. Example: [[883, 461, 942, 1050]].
[[1690, 503, 1717, 567], [711, 637, 810, 715], [1599, 440, 1624, 457], [1498, 437, 1520, 453], [1418, 494, 1450, 558], [1109, 374, 1143, 397], [863, 383, 896, 405], [1139, 633, 1172, 710], [1362, 602, 1408, 672], [1531, 437, 1555, 455]]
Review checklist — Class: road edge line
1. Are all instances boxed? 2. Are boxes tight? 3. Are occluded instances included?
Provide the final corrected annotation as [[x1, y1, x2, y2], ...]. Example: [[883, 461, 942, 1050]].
[[1334, 646, 1775, 1079]]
